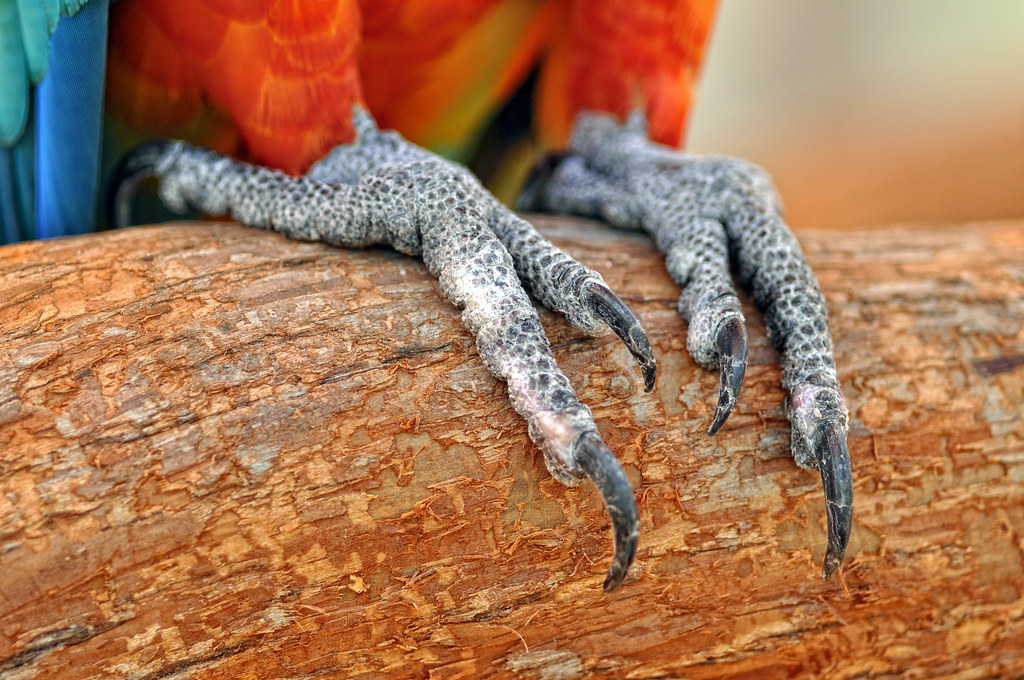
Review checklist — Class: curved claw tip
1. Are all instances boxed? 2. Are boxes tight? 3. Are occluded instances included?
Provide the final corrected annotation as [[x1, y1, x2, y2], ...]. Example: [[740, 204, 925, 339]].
[[813, 419, 853, 581], [603, 561, 629, 593], [707, 316, 748, 435], [573, 432, 639, 594], [583, 281, 657, 392], [822, 553, 842, 582], [106, 141, 170, 229]]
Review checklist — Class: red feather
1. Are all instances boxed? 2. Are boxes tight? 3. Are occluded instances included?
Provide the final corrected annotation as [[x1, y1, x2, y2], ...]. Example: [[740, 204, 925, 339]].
[[106, 0, 717, 173]]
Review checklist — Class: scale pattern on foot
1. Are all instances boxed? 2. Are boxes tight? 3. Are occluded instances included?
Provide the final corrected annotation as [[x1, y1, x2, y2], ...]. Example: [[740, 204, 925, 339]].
[[520, 111, 853, 580], [111, 108, 654, 592]]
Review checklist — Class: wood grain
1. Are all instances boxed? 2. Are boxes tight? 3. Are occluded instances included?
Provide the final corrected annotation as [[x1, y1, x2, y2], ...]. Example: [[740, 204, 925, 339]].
[[1, 217, 1022, 679]]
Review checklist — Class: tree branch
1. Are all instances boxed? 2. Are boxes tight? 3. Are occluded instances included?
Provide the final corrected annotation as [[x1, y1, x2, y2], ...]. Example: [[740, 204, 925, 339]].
[[1, 217, 1022, 678]]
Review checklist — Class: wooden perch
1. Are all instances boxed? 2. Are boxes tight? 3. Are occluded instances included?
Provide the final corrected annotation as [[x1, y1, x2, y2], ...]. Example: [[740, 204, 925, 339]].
[[1, 217, 1022, 679]]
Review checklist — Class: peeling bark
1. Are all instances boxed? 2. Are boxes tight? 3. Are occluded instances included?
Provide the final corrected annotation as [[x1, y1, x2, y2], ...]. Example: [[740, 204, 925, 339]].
[[1, 217, 1022, 679]]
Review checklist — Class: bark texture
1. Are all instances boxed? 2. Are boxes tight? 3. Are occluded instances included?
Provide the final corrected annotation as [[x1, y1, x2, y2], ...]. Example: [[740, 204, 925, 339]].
[[1, 217, 1022, 679]]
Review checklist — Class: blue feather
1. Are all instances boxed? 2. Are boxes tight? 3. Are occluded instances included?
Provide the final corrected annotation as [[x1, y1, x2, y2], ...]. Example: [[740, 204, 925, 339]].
[[34, 0, 109, 239], [0, 0, 108, 243]]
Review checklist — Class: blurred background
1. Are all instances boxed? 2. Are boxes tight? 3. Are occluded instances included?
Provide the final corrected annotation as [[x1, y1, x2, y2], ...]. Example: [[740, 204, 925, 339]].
[[686, 1, 1024, 229]]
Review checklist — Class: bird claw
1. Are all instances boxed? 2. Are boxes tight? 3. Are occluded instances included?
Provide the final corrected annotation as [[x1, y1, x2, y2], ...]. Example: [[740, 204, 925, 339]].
[[573, 431, 640, 592], [525, 110, 854, 581], [708, 315, 747, 435], [111, 110, 650, 591], [790, 383, 853, 580], [111, 106, 853, 590], [582, 279, 657, 392], [814, 418, 853, 580]]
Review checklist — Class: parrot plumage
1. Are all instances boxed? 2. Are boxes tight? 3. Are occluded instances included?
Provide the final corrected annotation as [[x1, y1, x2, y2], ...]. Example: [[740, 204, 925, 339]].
[[2, 0, 716, 240], [0, 0, 107, 241], [104, 0, 716, 173]]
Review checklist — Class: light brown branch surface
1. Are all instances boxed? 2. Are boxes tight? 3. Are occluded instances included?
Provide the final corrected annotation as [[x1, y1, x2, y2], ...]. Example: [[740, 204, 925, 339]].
[[1, 218, 1022, 679]]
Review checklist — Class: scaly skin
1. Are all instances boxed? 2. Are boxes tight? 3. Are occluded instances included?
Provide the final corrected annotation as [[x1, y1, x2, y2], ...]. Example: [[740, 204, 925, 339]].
[[112, 107, 852, 588], [111, 108, 653, 592], [520, 111, 853, 580]]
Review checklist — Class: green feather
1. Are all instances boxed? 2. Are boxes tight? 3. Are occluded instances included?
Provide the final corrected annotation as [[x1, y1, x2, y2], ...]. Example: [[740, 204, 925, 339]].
[[1, 0, 92, 146], [0, 1, 30, 145], [18, 0, 52, 83]]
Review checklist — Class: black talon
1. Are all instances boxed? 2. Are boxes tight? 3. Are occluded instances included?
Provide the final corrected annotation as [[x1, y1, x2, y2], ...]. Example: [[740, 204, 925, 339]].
[[105, 140, 172, 229], [516, 152, 570, 213], [707, 316, 747, 435], [582, 279, 657, 392], [813, 418, 853, 580], [573, 431, 639, 592]]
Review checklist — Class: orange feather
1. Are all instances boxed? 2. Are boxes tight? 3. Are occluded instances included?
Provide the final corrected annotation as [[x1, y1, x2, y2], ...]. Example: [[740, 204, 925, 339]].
[[359, 0, 553, 157], [536, 0, 718, 148], [106, 0, 718, 173], [107, 0, 362, 174]]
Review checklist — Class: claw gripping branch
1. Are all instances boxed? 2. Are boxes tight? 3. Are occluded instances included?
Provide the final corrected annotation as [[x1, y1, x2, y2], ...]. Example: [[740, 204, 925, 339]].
[[110, 108, 653, 591], [523, 111, 854, 581]]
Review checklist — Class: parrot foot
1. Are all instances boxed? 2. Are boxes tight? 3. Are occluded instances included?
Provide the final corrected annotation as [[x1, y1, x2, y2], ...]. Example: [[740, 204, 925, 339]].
[[520, 110, 853, 581], [110, 108, 653, 592]]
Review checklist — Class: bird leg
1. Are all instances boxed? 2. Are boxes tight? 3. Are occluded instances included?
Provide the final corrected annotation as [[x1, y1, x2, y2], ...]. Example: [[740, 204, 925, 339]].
[[520, 111, 853, 580], [110, 108, 655, 592]]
